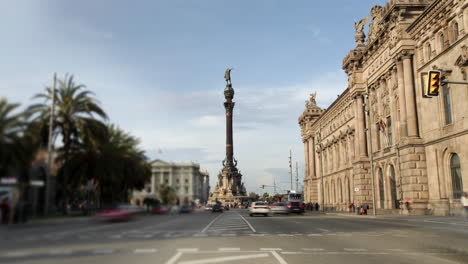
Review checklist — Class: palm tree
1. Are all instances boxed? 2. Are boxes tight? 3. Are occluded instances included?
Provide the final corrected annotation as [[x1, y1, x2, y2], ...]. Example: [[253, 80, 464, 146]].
[[28, 74, 108, 210], [63, 124, 151, 206], [0, 98, 29, 175]]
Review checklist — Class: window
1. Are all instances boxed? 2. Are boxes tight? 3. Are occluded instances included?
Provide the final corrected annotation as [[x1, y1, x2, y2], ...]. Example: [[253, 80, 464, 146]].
[[185, 179, 189, 184], [389, 166, 399, 209], [378, 169, 385, 208], [453, 23, 459, 40], [387, 117, 393, 146], [450, 154, 463, 199], [443, 86, 452, 124], [426, 43, 432, 61], [376, 123, 381, 150], [439, 33, 445, 51]]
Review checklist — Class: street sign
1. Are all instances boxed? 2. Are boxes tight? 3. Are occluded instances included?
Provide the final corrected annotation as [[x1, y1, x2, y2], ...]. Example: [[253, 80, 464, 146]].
[[354, 187, 359, 192], [30, 180, 45, 187]]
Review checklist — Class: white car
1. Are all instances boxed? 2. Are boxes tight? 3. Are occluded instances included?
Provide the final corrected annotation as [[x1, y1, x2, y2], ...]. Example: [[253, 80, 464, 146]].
[[249, 202, 271, 217]]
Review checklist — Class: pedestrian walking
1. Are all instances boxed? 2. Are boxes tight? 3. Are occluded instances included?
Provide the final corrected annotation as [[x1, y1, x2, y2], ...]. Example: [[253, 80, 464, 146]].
[[462, 192, 468, 220], [315, 203, 320, 211], [363, 204, 368, 215]]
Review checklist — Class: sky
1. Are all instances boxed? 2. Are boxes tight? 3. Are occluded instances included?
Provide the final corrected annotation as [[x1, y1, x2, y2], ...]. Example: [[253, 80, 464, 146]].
[[0, 0, 388, 195]]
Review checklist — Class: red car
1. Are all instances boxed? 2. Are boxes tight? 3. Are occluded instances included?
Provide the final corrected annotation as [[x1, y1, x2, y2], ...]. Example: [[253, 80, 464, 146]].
[[95, 204, 140, 221], [152, 206, 169, 214]]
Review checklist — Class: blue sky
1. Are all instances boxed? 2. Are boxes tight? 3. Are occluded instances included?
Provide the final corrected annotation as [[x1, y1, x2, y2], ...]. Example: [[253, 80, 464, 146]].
[[1, 0, 388, 194]]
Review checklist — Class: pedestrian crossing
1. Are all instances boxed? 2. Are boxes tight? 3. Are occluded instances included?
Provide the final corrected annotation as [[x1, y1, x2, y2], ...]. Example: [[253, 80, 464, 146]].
[[2, 229, 440, 242], [1, 246, 465, 261], [204, 211, 254, 233]]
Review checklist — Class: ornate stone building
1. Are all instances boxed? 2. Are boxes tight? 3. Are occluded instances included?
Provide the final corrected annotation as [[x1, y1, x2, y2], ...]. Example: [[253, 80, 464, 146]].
[[300, 0, 467, 215], [133, 159, 210, 204]]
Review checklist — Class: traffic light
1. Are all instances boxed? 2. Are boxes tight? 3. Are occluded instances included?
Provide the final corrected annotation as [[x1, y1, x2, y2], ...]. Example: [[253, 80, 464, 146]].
[[427, 70, 441, 96]]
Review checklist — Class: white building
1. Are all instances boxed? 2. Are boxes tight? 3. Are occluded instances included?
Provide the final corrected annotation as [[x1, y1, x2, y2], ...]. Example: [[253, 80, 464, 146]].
[[133, 159, 210, 204]]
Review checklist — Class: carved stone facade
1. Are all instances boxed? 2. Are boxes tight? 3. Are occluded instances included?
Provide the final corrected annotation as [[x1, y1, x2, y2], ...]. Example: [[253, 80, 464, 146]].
[[299, 0, 468, 216]]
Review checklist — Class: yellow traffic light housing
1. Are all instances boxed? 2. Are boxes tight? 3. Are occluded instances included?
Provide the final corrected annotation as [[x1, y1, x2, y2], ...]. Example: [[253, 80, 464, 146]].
[[427, 70, 441, 96]]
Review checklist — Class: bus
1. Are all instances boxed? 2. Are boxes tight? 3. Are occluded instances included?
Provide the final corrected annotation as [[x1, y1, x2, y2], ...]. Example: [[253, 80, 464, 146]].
[[288, 192, 302, 202]]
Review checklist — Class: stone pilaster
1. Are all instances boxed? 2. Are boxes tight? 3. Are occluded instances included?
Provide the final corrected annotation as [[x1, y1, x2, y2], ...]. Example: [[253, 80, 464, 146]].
[[352, 161, 373, 206], [401, 51, 419, 138], [398, 143, 429, 215], [396, 58, 408, 138]]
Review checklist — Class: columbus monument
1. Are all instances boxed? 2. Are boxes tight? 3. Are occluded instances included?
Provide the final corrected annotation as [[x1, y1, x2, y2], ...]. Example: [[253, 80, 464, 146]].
[[209, 68, 247, 205]]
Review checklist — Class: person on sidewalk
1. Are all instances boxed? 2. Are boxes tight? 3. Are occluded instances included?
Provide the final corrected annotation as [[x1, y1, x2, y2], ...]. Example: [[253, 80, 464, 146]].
[[462, 192, 468, 219]]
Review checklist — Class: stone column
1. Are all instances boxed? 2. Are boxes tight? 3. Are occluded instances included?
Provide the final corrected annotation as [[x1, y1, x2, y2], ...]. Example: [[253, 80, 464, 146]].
[[396, 58, 408, 138], [402, 52, 418, 137], [356, 95, 367, 157], [303, 138, 309, 178], [309, 137, 316, 178]]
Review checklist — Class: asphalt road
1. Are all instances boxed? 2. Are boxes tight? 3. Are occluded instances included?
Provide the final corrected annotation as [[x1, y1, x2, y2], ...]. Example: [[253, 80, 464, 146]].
[[1, 209, 467, 264]]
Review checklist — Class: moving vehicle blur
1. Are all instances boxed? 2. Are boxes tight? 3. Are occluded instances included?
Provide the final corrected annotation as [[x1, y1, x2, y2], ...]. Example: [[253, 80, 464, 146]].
[[270, 202, 289, 214], [212, 204, 223, 213], [151, 205, 169, 214], [204, 205, 213, 211], [249, 202, 271, 216], [179, 204, 193, 213], [95, 204, 140, 221], [287, 201, 305, 214]]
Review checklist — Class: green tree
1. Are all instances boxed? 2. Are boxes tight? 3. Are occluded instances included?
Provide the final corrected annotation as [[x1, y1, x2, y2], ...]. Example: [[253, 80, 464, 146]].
[[63, 124, 151, 205], [28, 74, 108, 210], [159, 184, 177, 205], [0, 98, 26, 174]]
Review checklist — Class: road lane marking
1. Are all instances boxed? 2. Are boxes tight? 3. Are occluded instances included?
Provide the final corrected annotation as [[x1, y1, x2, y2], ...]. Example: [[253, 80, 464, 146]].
[[302, 248, 324, 251], [178, 248, 199, 252], [218, 248, 240, 251], [178, 253, 269, 264], [278, 234, 294, 236], [260, 248, 282, 251], [237, 212, 257, 232], [5, 251, 32, 257], [134, 248, 158, 254], [317, 228, 330, 233], [165, 252, 183, 264], [193, 233, 208, 237], [344, 248, 368, 252], [201, 214, 224, 233], [93, 249, 115, 254], [307, 234, 322, 236], [271, 250, 289, 264], [48, 250, 72, 255], [221, 234, 237, 237]]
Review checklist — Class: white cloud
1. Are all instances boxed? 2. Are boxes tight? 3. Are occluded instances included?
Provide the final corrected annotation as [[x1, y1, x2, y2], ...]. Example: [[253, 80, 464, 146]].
[[189, 115, 225, 127]]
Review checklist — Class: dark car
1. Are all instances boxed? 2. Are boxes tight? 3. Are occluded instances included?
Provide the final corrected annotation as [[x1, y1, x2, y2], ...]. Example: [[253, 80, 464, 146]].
[[212, 204, 223, 213], [179, 204, 193, 213], [287, 201, 305, 214]]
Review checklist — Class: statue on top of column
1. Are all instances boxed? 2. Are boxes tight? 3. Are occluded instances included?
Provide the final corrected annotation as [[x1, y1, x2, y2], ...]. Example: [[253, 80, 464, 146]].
[[225, 68, 233, 85]]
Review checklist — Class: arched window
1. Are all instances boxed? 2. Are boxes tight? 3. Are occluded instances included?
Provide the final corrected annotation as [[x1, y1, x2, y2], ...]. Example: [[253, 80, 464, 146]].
[[389, 166, 399, 209], [443, 86, 452, 124], [439, 33, 445, 51], [325, 182, 329, 204], [453, 23, 459, 40], [378, 168, 385, 208], [331, 181, 335, 204], [338, 179, 343, 203], [451, 154, 463, 199], [347, 177, 351, 203], [426, 43, 432, 61]]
